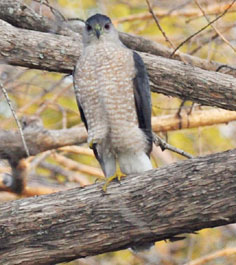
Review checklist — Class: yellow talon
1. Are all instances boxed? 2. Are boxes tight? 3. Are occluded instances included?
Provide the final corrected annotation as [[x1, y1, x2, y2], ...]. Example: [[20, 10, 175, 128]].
[[102, 170, 126, 192], [102, 174, 117, 192], [117, 170, 124, 182]]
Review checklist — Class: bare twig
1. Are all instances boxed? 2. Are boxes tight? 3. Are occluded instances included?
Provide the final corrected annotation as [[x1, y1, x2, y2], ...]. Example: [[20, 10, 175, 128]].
[[170, 0, 236, 57], [59, 146, 94, 156], [114, 3, 236, 24], [40, 161, 90, 186], [152, 132, 193, 159], [0, 82, 30, 157], [145, 0, 189, 63], [216, 64, 236, 72], [145, 0, 175, 50], [32, 0, 66, 21], [35, 83, 72, 115], [194, 0, 236, 53], [185, 247, 236, 265], [52, 153, 104, 178], [190, 32, 219, 55]]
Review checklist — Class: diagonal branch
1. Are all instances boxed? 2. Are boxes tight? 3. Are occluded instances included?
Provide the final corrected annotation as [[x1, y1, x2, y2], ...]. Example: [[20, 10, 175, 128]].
[[170, 0, 236, 57], [145, 0, 176, 50], [0, 82, 30, 157], [194, 0, 236, 53], [0, 148, 236, 265]]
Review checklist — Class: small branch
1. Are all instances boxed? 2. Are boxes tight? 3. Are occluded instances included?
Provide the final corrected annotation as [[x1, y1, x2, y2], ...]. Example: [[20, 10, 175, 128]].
[[0, 82, 30, 157], [59, 146, 94, 156], [145, 0, 175, 50], [114, 3, 236, 23], [40, 161, 91, 186], [145, 0, 187, 64], [152, 108, 236, 132], [170, 0, 236, 57], [52, 153, 104, 178], [185, 247, 236, 265], [32, 0, 66, 22], [0, 173, 65, 196], [194, 0, 236, 53], [152, 132, 193, 159], [216, 64, 236, 73]]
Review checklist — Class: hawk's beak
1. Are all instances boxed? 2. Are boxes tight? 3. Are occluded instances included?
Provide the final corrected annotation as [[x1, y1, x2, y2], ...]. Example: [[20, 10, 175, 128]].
[[95, 29, 101, 39], [94, 24, 102, 39]]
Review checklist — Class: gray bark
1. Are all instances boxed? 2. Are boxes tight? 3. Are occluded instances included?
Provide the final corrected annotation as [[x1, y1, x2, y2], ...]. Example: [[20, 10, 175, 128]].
[[0, 19, 236, 111], [0, 149, 236, 265], [0, 0, 233, 75]]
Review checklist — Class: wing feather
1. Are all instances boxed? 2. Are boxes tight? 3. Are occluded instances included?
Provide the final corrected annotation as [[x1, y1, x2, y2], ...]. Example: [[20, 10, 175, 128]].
[[133, 52, 153, 156]]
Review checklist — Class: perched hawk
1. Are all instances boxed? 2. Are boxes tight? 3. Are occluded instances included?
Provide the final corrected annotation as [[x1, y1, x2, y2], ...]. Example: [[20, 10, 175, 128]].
[[73, 14, 152, 191]]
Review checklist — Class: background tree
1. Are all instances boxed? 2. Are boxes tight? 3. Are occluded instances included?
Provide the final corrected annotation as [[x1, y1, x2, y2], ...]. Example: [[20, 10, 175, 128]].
[[0, 0, 236, 264]]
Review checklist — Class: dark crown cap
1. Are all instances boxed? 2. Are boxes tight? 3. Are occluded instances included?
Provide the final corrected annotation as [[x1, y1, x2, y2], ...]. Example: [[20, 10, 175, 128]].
[[86, 14, 112, 25]]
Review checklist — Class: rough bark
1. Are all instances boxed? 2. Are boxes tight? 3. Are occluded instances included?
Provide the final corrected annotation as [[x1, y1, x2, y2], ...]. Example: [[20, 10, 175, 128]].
[[0, 148, 236, 265], [143, 52, 236, 111], [0, 19, 236, 111], [0, 0, 234, 76], [0, 126, 87, 162], [0, 19, 81, 74]]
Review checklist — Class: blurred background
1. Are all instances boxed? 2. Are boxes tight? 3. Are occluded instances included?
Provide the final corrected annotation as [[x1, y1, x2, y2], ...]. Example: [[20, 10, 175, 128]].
[[0, 0, 236, 264]]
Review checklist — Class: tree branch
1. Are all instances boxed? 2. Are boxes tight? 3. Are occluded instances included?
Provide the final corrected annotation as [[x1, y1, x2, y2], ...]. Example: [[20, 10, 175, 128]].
[[0, 148, 236, 265], [0, 19, 236, 111], [0, 125, 87, 162], [143, 52, 236, 111], [1, 108, 235, 162], [0, 0, 235, 76], [152, 108, 236, 131]]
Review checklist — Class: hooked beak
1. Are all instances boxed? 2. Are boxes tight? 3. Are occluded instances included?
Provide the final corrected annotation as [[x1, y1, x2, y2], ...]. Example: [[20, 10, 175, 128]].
[[95, 29, 101, 39], [94, 24, 102, 39]]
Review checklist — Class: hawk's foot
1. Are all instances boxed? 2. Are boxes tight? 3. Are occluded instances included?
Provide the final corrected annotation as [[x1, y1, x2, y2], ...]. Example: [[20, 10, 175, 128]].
[[102, 172, 125, 192]]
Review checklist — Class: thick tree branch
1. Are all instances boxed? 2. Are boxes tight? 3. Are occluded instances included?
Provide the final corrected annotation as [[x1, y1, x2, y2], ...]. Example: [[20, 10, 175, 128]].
[[0, 126, 87, 162], [0, 19, 80, 73], [0, 19, 236, 111], [0, 0, 235, 76], [0, 149, 236, 265], [143, 52, 236, 111]]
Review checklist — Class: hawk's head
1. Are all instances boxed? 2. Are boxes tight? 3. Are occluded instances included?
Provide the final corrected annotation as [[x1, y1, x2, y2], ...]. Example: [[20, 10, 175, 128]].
[[83, 14, 119, 45]]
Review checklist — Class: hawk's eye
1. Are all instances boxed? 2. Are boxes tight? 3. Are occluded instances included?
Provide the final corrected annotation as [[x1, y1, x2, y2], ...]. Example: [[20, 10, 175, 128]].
[[86, 24, 92, 31], [104, 23, 110, 30]]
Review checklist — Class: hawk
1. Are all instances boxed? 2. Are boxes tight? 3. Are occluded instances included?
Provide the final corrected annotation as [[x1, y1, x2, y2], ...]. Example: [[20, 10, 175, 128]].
[[73, 14, 153, 191]]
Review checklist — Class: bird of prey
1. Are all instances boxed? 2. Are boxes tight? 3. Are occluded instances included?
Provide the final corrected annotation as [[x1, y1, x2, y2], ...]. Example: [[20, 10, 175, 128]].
[[73, 14, 153, 191]]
